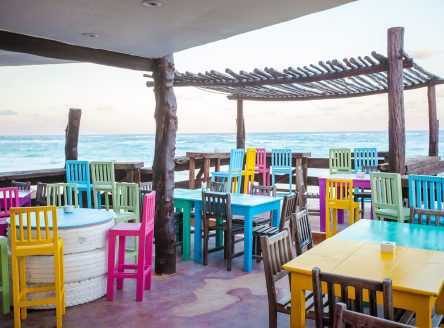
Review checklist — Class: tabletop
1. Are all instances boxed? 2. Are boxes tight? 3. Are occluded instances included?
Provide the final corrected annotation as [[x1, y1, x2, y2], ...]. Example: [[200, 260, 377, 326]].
[[318, 173, 371, 181], [186, 152, 230, 159], [7, 208, 115, 229]]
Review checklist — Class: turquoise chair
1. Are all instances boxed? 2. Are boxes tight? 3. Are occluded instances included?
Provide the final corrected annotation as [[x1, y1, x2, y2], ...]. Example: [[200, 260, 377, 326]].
[[66, 160, 92, 208], [91, 161, 115, 210], [353, 148, 378, 173], [409, 175, 444, 225], [329, 148, 352, 174], [271, 148, 292, 194], [211, 149, 244, 193]]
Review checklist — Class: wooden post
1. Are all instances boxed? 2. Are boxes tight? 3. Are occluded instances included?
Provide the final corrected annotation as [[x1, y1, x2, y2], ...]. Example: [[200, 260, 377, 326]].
[[387, 27, 406, 174], [152, 54, 177, 274], [236, 100, 245, 149], [428, 85, 439, 156], [65, 108, 82, 161]]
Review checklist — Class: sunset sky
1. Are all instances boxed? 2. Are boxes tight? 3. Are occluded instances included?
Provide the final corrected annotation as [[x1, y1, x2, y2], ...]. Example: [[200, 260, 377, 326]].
[[0, 0, 443, 135]]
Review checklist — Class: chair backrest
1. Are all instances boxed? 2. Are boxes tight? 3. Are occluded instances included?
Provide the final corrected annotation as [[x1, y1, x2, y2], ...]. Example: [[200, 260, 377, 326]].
[[141, 191, 155, 234], [139, 182, 153, 191], [409, 207, 444, 226], [279, 192, 299, 230], [139, 183, 153, 216], [295, 166, 306, 206], [255, 148, 267, 170], [250, 184, 276, 196], [11, 180, 31, 191], [114, 182, 140, 217], [0, 187, 19, 218], [370, 172, 403, 219], [244, 148, 256, 172], [408, 174, 444, 210], [202, 192, 232, 224], [260, 229, 293, 315], [9, 206, 59, 249], [332, 303, 412, 328], [326, 179, 354, 208], [329, 148, 352, 174], [271, 148, 292, 169], [209, 181, 228, 192], [290, 208, 313, 256], [66, 160, 91, 185], [90, 161, 115, 184], [228, 149, 245, 173], [46, 183, 79, 207], [312, 267, 394, 328], [353, 148, 378, 173], [36, 182, 47, 206]]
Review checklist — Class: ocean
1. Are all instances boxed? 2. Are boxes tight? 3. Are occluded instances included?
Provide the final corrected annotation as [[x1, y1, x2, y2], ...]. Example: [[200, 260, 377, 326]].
[[0, 131, 440, 174]]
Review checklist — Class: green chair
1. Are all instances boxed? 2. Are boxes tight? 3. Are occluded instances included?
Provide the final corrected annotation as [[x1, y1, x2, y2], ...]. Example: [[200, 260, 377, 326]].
[[91, 161, 115, 210], [370, 172, 410, 222], [0, 236, 10, 314], [46, 183, 79, 207], [329, 148, 352, 174]]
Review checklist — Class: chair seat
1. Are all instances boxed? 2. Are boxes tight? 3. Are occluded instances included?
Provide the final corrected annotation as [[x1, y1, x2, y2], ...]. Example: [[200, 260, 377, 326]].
[[15, 238, 63, 256], [303, 192, 319, 199], [76, 183, 92, 190], [110, 222, 142, 233], [212, 171, 242, 178], [233, 216, 271, 226], [272, 167, 292, 174], [253, 225, 279, 236], [327, 201, 359, 210], [93, 184, 113, 190], [376, 207, 410, 219]]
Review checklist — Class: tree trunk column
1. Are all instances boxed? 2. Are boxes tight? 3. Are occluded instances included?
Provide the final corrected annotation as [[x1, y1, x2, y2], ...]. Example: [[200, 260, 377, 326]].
[[236, 100, 245, 149], [65, 108, 82, 161], [428, 85, 439, 156], [387, 27, 406, 174], [152, 54, 177, 274]]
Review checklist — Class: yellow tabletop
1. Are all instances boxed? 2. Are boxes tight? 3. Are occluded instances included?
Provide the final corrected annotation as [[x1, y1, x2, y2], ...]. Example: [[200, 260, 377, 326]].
[[283, 238, 444, 327]]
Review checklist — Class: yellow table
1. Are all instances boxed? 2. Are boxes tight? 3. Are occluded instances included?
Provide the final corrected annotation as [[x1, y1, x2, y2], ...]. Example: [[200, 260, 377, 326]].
[[282, 238, 444, 328]]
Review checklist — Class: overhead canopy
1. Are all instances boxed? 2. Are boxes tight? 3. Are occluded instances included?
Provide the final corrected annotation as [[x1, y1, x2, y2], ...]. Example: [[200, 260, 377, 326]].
[[158, 51, 444, 101]]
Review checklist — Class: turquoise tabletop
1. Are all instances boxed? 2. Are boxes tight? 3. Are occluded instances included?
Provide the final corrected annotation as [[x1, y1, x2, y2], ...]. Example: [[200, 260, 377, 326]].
[[335, 219, 444, 251], [7, 208, 115, 229]]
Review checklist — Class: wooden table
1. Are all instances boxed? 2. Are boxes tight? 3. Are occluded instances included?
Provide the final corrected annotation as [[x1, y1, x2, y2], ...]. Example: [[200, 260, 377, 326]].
[[186, 152, 230, 189], [114, 162, 144, 183], [283, 221, 444, 327]]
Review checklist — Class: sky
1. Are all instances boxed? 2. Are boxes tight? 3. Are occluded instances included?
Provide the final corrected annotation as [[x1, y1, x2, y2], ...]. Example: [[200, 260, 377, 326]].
[[0, 0, 443, 135]]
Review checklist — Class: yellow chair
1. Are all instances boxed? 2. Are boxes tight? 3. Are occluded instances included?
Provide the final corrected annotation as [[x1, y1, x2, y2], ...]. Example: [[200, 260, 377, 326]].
[[9, 206, 65, 328], [242, 148, 256, 194], [325, 179, 359, 238]]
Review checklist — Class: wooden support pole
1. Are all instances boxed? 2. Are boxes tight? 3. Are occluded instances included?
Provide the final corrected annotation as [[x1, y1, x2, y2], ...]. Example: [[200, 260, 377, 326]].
[[428, 85, 439, 156], [236, 100, 245, 149], [64, 108, 82, 161], [152, 54, 177, 274], [387, 27, 406, 174]]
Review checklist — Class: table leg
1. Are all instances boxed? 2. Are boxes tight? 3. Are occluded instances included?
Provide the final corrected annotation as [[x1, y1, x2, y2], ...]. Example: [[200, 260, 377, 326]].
[[189, 158, 196, 189], [414, 297, 433, 328], [290, 272, 306, 328], [182, 202, 191, 261], [243, 210, 253, 272], [319, 179, 326, 232], [436, 289, 444, 314], [194, 202, 203, 263], [271, 205, 280, 228]]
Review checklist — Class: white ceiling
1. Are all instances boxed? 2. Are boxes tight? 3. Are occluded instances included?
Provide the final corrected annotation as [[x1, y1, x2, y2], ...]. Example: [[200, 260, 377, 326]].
[[0, 0, 352, 67]]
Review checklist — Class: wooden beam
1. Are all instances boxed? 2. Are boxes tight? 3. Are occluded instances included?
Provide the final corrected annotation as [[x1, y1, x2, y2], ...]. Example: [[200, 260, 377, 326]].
[[387, 27, 406, 174], [0, 30, 154, 71], [152, 54, 177, 274], [65, 108, 82, 161], [236, 100, 245, 149], [428, 85, 439, 156]]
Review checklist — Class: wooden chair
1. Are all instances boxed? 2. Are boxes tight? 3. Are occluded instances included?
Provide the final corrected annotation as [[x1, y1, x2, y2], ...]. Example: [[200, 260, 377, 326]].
[[66, 160, 92, 208], [295, 166, 319, 215], [11, 180, 31, 191], [0, 187, 19, 236], [271, 148, 293, 194], [312, 267, 394, 328], [242, 148, 256, 193], [10, 206, 65, 328], [210, 149, 244, 193], [107, 192, 155, 301], [255, 148, 270, 186], [290, 208, 313, 256], [370, 172, 409, 222], [35, 182, 48, 206], [325, 179, 359, 238], [46, 182, 79, 207], [329, 148, 352, 174], [353, 148, 378, 173], [408, 174, 444, 211], [91, 161, 115, 210], [202, 191, 244, 271], [332, 303, 413, 328], [409, 207, 444, 226], [0, 236, 10, 314], [208, 181, 228, 192]]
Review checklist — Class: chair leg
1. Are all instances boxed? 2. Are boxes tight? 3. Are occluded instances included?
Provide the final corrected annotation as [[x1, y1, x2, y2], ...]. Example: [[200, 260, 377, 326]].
[[203, 220, 209, 266], [145, 231, 153, 290], [54, 246, 63, 328], [78, 191, 83, 208], [0, 239, 10, 314], [117, 236, 126, 290], [326, 206, 331, 238], [269, 308, 278, 328], [106, 232, 117, 301], [60, 245, 65, 315], [226, 228, 232, 271], [136, 236, 145, 301], [11, 254, 21, 328], [19, 256, 26, 320], [288, 172, 292, 194], [86, 188, 92, 209], [332, 209, 338, 236]]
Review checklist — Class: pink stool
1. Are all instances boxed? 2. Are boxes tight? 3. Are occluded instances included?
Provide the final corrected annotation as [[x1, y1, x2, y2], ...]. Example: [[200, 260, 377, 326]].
[[107, 191, 155, 301], [255, 148, 270, 186], [0, 187, 19, 236]]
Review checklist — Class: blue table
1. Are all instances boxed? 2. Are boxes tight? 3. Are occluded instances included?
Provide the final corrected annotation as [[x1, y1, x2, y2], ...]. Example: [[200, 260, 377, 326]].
[[174, 188, 282, 272], [335, 219, 444, 251]]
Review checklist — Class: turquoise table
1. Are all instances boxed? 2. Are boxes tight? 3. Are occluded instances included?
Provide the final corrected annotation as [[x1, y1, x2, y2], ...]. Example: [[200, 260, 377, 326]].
[[335, 219, 444, 251], [174, 188, 282, 271]]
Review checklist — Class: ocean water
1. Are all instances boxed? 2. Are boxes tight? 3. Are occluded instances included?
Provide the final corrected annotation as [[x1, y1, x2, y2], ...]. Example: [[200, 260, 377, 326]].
[[0, 131, 441, 174]]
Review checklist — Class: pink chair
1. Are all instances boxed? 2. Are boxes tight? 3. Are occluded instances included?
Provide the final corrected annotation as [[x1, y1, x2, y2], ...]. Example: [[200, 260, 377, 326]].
[[255, 148, 270, 186], [107, 191, 155, 301], [0, 187, 19, 236]]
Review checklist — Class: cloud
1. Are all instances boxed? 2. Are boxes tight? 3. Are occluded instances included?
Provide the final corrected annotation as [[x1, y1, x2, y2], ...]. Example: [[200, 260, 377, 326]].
[[0, 110, 18, 115], [93, 105, 114, 112], [410, 50, 442, 59]]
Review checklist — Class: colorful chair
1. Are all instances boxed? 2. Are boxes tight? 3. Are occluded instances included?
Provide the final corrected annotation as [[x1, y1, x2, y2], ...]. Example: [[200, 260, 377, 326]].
[[66, 160, 92, 208], [295, 166, 319, 215], [46, 183, 79, 207], [242, 148, 256, 194], [107, 191, 155, 302], [10, 206, 65, 328], [210, 149, 244, 193], [91, 161, 115, 210], [329, 148, 352, 174], [271, 148, 293, 194], [0, 187, 19, 236], [370, 172, 410, 222], [353, 148, 378, 173], [35, 182, 47, 206], [0, 236, 10, 314], [408, 175, 444, 210], [11, 180, 31, 191], [255, 148, 270, 186], [325, 179, 359, 238]]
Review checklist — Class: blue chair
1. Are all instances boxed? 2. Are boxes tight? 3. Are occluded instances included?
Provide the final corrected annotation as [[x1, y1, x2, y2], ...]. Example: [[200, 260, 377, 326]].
[[271, 148, 292, 194], [66, 160, 92, 208], [353, 148, 378, 173], [211, 149, 244, 193], [409, 175, 444, 211]]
